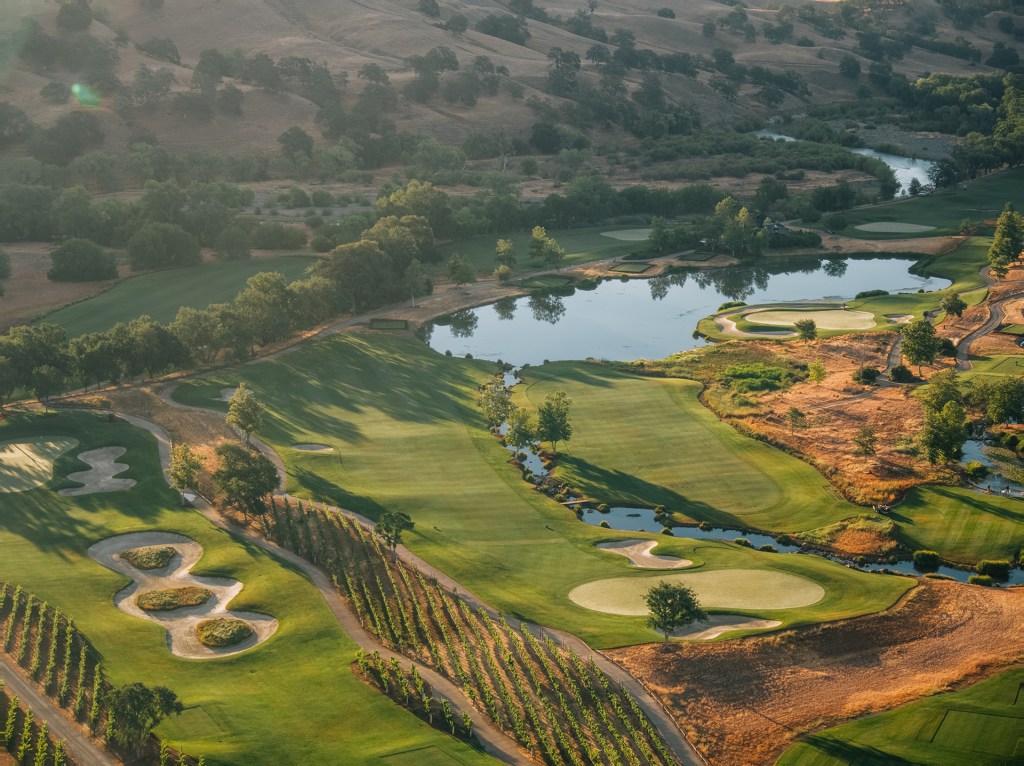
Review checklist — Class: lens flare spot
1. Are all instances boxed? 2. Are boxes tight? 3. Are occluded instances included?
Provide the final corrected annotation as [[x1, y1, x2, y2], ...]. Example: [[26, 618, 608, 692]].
[[70, 83, 101, 107]]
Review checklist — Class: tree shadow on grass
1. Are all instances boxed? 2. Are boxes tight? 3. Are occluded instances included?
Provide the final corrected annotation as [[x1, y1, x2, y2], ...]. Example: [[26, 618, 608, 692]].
[[292, 467, 390, 524], [0, 490, 112, 559], [793, 734, 915, 766], [558, 456, 752, 530]]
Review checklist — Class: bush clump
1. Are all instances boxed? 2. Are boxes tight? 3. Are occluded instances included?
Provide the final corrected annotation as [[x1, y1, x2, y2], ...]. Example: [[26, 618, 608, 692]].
[[718, 301, 746, 311], [48, 239, 117, 282], [196, 618, 253, 647], [889, 365, 915, 383], [964, 461, 988, 480], [968, 574, 993, 586], [976, 559, 1012, 580], [852, 366, 881, 385], [912, 550, 941, 569], [121, 546, 176, 570], [854, 289, 889, 299], [733, 537, 753, 548], [723, 363, 802, 392], [137, 586, 212, 611]]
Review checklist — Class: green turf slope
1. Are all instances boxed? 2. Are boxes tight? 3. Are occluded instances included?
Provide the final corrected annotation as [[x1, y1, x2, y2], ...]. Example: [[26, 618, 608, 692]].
[[0, 411, 491, 766]]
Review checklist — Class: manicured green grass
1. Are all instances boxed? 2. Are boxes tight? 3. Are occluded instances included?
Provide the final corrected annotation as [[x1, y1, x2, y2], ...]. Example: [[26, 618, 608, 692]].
[[521, 362, 859, 532], [834, 168, 1024, 239], [174, 334, 910, 646], [894, 485, 1024, 564], [778, 665, 1024, 765], [677, 251, 717, 262], [46, 256, 316, 337], [518, 275, 575, 289], [999, 324, 1024, 335], [961, 354, 1024, 383], [0, 411, 491, 766], [368, 318, 409, 330], [609, 262, 653, 274], [440, 226, 638, 276]]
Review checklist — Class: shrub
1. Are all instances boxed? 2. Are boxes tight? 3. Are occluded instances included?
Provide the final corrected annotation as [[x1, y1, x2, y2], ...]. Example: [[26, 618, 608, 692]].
[[889, 365, 915, 383], [599, 520, 610, 528], [137, 586, 212, 611], [698, 521, 713, 531], [121, 546, 175, 570], [938, 338, 956, 357], [250, 222, 307, 250], [136, 37, 181, 65], [968, 574, 993, 586], [855, 289, 889, 299], [758, 544, 778, 553], [923, 572, 954, 580], [196, 618, 253, 647], [912, 550, 941, 569], [48, 239, 117, 282], [128, 222, 201, 271], [852, 366, 881, 384], [733, 537, 753, 548], [661, 527, 674, 535], [657, 7, 676, 17], [718, 301, 746, 311], [976, 559, 1012, 580], [964, 460, 988, 480]]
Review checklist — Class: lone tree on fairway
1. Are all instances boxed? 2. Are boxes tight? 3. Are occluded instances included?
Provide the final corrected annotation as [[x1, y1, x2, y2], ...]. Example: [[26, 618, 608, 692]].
[[167, 444, 205, 505], [808, 359, 826, 385], [226, 383, 265, 446], [504, 405, 536, 456], [447, 253, 476, 289], [106, 683, 183, 757], [537, 390, 572, 456], [853, 425, 877, 456], [901, 319, 939, 376], [794, 319, 817, 340], [644, 581, 707, 643], [212, 443, 279, 523], [939, 292, 968, 321], [376, 510, 414, 559]]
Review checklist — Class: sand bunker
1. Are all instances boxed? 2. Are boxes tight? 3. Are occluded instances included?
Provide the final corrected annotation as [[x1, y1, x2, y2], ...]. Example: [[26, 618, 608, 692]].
[[597, 540, 692, 569], [600, 228, 652, 241], [886, 314, 913, 324], [0, 436, 79, 493], [568, 569, 825, 616], [88, 531, 277, 659], [215, 387, 238, 402], [59, 447, 135, 496], [854, 222, 936, 233], [292, 443, 334, 452], [752, 309, 876, 331], [672, 615, 782, 640]]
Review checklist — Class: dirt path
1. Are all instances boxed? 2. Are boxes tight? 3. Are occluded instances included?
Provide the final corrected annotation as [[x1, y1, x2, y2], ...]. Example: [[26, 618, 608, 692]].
[[0, 660, 117, 766], [118, 406, 706, 766], [109, 412, 529, 766], [957, 268, 1024, 370], [611, 580, 1024, 766]]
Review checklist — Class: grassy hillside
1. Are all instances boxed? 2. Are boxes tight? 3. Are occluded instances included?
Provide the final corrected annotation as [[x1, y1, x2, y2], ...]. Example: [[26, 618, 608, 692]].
[[174, 332, 910, 646], [46, 255, 315, 336], [0, 411, 490, 765]]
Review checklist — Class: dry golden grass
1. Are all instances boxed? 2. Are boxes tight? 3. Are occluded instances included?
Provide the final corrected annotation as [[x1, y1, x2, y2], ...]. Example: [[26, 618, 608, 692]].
[[611, 580, 1024, 766]]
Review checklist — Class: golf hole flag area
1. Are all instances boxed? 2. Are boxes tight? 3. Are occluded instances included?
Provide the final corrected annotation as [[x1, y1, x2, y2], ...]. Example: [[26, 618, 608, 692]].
[[568, 569, 826, 616]]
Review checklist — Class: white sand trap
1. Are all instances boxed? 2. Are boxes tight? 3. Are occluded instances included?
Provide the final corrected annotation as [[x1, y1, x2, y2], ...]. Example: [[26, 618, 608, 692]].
[[752, 309, 875, 331], [672, 614, 781, 641], [59, 447, 136, 496], [0, 436, 79, 493], [215, 387, 238, 402], [597, 540, 692, 569], [854, 222, 936, 233], [88, 531, 278, 659], [292, 443, 334, 452], [886, 314, 914, 324], [568, 569, 825, 616], [600, 228, 652, 241]]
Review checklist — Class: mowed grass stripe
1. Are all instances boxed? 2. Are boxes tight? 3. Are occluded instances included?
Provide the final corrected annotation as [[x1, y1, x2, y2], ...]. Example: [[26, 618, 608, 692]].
[[176, 334, 911, 646], [0, 412, 492, 766]]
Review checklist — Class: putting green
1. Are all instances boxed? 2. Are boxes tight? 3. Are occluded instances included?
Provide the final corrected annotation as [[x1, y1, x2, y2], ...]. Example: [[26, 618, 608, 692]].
[[751, 309, 876, 330], [0, 436, 79, 492], [600, 228, 652, 241], [854, 222, 936, 233], [568, 569, 826, 616]]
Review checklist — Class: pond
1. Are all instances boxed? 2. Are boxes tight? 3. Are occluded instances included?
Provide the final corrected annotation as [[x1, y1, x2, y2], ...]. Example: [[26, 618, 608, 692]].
[[425, 255, 950, 366], [578, 506, 1024, 585], [754, 130, 936, 195]]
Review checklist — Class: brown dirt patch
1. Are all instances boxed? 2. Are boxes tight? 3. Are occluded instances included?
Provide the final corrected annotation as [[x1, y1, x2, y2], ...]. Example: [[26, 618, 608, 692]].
[[609, 580, 1024, 766], [816, 233, 961, 257], [0, 244, 115, 331], [718, 335, 953, 505]]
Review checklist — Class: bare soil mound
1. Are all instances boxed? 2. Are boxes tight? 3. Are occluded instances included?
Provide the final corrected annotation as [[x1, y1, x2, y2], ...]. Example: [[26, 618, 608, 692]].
[[610, 580, 1024, 765]]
